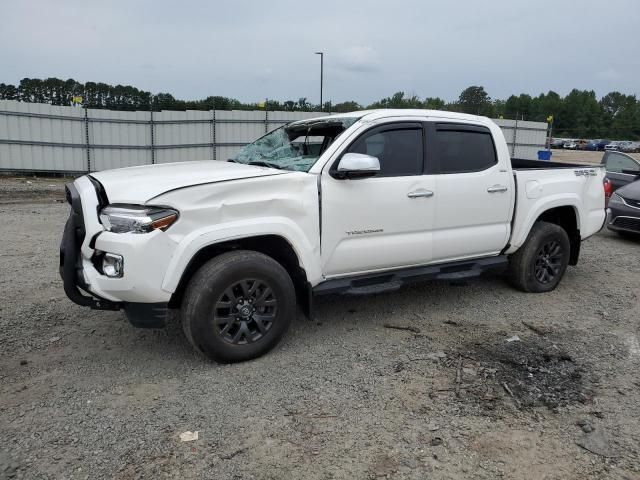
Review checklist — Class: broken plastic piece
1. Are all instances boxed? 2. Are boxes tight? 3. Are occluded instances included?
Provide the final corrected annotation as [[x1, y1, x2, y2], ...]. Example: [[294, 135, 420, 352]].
[[179, 431, 199, 442]]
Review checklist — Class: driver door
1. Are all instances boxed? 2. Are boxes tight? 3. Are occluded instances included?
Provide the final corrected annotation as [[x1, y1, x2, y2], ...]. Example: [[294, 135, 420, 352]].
[[320, 122, 436, 277]]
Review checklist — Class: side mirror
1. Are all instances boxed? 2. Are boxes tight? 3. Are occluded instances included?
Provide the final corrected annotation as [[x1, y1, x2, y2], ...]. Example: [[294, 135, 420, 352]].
[[332, 153, 380, 179]]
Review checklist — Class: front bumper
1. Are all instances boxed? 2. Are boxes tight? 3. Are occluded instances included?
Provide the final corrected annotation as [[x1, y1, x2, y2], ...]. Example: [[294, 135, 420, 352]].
[[606, 201, 640, 233], [59, 178, 173, 327], [59, 182, 121, 311]]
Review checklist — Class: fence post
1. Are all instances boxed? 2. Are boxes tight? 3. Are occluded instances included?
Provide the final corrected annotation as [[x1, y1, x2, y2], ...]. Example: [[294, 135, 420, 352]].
[[512, 116, 519, 157], [84, 105, 91, 172], [265, 106, 269, 134], [211, 106, 216, 160], [149, 107, 155, 165]]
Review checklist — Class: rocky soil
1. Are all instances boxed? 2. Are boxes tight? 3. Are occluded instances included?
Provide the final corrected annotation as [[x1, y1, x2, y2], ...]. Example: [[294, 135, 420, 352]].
[[1, 176, 639, 479]]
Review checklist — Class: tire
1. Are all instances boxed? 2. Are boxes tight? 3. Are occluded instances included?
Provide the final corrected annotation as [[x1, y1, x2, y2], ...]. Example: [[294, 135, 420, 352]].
[[181, 250, 296, 362], [507, 221, 570, 293]]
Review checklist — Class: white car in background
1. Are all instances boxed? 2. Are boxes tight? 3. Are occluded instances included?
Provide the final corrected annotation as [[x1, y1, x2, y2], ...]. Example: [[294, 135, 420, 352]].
[[605, 141, 629, 151], [621, 141, 640, 153]]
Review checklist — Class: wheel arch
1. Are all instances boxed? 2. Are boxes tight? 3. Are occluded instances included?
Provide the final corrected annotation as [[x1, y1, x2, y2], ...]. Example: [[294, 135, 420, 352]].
[[535, 205, 581, 265], [167, 234, 312, 314]]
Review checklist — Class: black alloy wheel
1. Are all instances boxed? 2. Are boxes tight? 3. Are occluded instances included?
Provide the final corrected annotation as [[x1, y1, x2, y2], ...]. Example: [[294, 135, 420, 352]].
[[214, 279, 277, 345]]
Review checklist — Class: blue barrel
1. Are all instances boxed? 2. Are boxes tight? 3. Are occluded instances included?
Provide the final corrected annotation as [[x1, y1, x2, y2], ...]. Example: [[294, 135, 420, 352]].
[[537, 150, 552, 161]]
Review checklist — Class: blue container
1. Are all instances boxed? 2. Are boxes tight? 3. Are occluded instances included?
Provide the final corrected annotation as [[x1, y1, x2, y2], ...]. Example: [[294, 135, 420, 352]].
[[537, 150, 552, 161]]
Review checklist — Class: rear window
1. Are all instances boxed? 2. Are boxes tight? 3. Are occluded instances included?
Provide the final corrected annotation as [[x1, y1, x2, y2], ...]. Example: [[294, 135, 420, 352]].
[[605, 152, 639, 173], [434, 127, 497, 174]]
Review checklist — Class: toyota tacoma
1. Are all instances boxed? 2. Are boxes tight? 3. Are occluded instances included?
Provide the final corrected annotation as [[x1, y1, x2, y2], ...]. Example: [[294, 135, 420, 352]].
[[60, 109, 606, 362]]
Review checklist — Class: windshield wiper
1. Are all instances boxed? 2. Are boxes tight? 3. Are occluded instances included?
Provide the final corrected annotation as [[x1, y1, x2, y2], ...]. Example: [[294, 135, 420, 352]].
[[247, 160, 283, 170]]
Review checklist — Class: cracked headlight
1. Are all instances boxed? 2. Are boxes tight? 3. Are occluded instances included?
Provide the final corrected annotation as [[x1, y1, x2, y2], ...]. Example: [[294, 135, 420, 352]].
[[99, 205, 178, 234]]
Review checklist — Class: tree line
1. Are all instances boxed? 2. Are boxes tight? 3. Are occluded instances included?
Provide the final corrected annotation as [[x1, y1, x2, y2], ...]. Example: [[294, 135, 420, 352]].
[[1, 78, 639, 139]]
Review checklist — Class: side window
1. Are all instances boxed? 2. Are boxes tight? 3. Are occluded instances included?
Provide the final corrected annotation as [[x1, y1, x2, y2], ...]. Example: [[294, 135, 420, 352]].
[[434, 127, 497, 174], [348, 127, 423, 176], [606, 152, 639, 173]]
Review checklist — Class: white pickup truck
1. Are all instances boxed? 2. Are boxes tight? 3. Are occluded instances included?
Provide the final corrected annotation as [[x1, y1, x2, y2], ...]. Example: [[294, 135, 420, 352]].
[[60, 109, 606, 362]]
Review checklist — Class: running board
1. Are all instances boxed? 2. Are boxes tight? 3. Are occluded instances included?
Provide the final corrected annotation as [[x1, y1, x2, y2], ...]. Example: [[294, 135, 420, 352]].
[[313, 256, 508, 296]]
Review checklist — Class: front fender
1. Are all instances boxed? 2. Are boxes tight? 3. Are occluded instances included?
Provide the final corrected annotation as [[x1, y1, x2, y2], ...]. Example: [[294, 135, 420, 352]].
[[161, 217, 321, 293]]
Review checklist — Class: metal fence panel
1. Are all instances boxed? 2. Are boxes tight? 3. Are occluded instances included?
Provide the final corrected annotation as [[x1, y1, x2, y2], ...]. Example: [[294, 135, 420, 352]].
[[155, 147, 212, 164], [0, 100, 549, 173], [0, 100, 86, 171]]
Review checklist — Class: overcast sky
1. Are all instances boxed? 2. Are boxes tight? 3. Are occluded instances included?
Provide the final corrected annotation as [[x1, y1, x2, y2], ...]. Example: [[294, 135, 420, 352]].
[[2, 0, 639, 104]]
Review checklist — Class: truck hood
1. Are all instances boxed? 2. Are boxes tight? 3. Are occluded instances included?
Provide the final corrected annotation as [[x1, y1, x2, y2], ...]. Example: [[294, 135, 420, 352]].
[[89, 161, 288, 204]]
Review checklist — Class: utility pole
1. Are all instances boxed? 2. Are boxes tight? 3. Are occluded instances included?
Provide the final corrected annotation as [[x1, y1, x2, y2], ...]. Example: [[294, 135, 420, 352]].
[[315, 51, 323, 110]]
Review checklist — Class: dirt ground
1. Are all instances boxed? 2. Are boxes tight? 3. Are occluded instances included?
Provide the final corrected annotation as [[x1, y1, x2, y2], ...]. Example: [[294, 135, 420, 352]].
[[1, 175, 639, 480], [550, 149, 640, 165]]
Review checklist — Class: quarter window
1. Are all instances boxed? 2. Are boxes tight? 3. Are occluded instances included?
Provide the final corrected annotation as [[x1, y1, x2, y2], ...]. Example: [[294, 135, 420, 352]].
[[605, 152, 639, 173], [348, 127, 423, 176], [434, 128, 497, 173]]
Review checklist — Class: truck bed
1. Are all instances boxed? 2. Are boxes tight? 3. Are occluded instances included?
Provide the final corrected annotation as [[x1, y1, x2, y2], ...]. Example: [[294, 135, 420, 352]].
[[507, 158, 606, 254]]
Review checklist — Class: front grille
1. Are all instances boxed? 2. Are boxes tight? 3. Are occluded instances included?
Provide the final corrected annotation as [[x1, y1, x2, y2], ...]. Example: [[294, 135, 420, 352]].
[[613, 216, 640, 232], [623, 197, 640, 209]]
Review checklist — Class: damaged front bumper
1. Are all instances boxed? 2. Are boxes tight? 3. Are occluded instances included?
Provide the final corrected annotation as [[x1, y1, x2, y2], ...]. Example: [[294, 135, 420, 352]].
[[59, 178, 171, 328], [59, 182, 121, 311]]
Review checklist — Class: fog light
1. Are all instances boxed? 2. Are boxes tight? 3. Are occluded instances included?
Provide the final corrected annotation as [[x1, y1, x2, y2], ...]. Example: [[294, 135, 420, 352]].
[[102, 253, 124, 278]]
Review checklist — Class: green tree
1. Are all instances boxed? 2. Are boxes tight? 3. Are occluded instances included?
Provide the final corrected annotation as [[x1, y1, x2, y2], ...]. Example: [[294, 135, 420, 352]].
[[333, 101, 362, 113], [458, 86, 492, 116]]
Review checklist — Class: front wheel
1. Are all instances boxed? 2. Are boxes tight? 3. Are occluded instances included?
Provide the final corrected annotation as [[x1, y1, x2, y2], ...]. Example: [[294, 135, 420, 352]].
[[182, 250, 296, 362], [507, 221, 570, 293]]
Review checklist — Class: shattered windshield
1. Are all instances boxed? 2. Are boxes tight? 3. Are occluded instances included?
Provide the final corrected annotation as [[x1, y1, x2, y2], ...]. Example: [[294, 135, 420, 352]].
[[230, 117, 359, 172]]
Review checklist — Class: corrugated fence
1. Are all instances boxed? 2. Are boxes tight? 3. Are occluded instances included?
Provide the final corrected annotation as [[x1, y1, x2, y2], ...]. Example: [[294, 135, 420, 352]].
[[0, 100, 548, 173]]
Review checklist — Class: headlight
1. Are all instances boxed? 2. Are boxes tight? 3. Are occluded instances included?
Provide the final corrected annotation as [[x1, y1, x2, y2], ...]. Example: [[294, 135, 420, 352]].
[[609, 193, 624, 205], [99, 205, 178, 234]]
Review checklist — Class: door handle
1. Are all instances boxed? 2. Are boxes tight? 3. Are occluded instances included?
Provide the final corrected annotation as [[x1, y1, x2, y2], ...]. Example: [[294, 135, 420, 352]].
[[487, 185, 508, 193], [407, 189, 434, 199]]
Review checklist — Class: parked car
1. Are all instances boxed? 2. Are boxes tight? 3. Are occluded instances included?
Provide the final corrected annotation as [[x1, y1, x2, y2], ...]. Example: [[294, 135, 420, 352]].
[[605, 141, 628, 151], [607, 179, 640, 237], [550, 138, 565, 149], [563, 140, 578, 149], [60, 109, 606, 362], [602, 151, 640, 192], [621, 141, 640, 153], [586, 139, 611, 151]]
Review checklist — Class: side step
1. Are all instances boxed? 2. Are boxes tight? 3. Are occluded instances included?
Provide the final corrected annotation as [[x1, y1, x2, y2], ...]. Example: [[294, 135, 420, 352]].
[[313, 256, 508, 296], [345, 280, 402, 296]]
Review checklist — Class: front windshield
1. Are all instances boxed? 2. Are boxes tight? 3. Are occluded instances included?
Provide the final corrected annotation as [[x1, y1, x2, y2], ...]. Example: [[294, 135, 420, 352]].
[[230, 117, 359, 172]]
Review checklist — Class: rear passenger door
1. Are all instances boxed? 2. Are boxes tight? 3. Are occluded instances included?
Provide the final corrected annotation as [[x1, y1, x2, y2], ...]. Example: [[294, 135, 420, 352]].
[[427, 123, 513, 262]]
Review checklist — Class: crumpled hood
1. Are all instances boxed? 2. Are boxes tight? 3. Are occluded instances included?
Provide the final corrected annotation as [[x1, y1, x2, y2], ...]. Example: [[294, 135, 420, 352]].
[[89, 161, 287, 204]]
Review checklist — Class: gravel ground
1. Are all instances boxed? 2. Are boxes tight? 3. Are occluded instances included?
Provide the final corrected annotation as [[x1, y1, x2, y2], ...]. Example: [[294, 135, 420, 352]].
[[1, 177, 639, 480]]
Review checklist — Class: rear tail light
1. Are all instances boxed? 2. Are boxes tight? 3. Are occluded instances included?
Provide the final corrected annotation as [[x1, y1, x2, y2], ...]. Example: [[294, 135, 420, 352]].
[[603, 178, 613, 199]]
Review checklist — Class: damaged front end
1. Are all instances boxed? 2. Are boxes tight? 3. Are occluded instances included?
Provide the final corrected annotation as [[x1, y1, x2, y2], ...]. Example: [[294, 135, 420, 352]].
[[59, 182, 121, 311]]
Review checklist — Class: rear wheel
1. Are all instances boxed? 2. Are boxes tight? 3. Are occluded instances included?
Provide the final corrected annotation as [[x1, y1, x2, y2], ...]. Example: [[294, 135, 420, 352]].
[[508, 221, 570, 293], [182, 250, 296, 362]]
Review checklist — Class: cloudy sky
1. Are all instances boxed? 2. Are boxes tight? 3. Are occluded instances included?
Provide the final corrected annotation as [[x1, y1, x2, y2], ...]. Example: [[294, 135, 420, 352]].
[[2, 0, 639, 104]]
